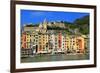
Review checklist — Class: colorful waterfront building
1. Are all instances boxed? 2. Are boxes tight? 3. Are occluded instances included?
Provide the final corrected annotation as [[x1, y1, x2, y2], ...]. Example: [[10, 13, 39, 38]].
[[66, 35, 71, 51], [58, 31, 62, 51], [23, 24, 39, 51], [84, 35, 89, 53], [26, 31, 33, 49], [31, 31, 39, 53], [76, 36, 85, 53], [55, 34, 59, 51], [62, 34, 67, 51], [69, 35, 75, 52], [21, 32, 27, 49], [72, 36, 78, 52], [65, 35, 85, 53], [48, 32, 55, 52], [38, 33, 48, 53]]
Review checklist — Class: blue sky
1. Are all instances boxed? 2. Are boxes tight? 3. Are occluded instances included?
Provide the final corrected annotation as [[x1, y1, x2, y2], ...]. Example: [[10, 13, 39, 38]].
[[21, 9, 89, 26]]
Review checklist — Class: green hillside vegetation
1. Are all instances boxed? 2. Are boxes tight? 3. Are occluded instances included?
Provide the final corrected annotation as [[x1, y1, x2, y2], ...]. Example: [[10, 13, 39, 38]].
[[74, 15, 89, 34], [74, 15, 89, 25], [47, 15, 89, 35]]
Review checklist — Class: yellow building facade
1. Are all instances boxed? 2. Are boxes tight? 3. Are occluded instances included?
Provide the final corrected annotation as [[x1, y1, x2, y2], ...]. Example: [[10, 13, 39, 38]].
[[38, 34, 48, 53]]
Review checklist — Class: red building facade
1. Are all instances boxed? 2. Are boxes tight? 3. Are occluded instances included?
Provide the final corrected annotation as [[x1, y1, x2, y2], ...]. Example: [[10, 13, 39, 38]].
[[58, 32, 62, 49]]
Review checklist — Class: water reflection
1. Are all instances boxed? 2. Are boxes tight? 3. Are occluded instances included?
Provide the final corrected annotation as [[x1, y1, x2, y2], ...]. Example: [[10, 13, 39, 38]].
[[21, 53, 89, 63]]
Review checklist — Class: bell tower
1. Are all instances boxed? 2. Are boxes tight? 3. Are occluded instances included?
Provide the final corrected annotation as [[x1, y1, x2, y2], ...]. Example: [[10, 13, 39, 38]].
[[43, 18, 47, 30], [38, 18, 47, 33]]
